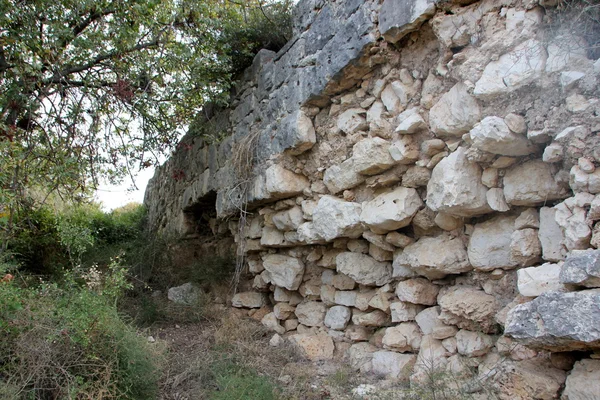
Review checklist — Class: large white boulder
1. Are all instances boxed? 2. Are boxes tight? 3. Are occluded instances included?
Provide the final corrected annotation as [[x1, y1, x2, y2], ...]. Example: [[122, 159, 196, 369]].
[[468, 116, 537, 156], [504, 161, 569, 206], [394, 234, 471, 279], [336, 252, 392, 286], [468, 215, 518, 271], [262, 254, 305, 291], [429, 83, 481, 138], [360, 187, 423, 233], [351, 137, 396, 175], [474, 39, 547, 99], [427, 148, 491, 217], [312, 196, 363, 241], [517, 262, 566, 297]]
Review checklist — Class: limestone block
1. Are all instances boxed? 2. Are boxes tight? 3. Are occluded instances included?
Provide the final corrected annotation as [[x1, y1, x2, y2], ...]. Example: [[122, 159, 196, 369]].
[[289, 334, 334, 361], [505, 289, 600, 351], [363, 231, 395, 252], [455, 329, 494, 357], [272, 206, 304, 231], [352, 310, 389, 327], [427, 148, 491, 217], [389, 135, 420, 164], [517, 262, 566, 297], [379, 0, 437, 43], [372, 351, 417, 378], [331, 273, 357, 290], [468, 116, 536, 156], [295, 301, 327, 327], [539, 207, 566, 262], [334, 290, 357, 307], [390, 301, 425, 323], [382, 323, 422, 352], [168, 282, 201, 305], [265, 164, 310, 198], [468, 215, 518, 271], [336, 252, 392, 286], [487, 188, 510, 212], [434, 213, 463, 231], [515, 208, 540, 229], [348, 342, 378, 372], [312, 196, 363, 241], [324, 305, 352, 330], [402, 166, 431, 188], [360, 187, 422, 233], [282, 110, 317, 155], [560, 249, 600, 288], [261, 312, 285, 334], [337, 108, 368, 134], [562, 359, 600, 400], [395, 108, 427, 134], [504, 113, 527, 135], [323, 159, 366, 194], [570, 166, 600, 194], [504, 161, 569, 206], [351, 137, 396, 175], [474, 39, 547, 99], [438, 286, 499, 333], [396, 278, 439, 305], [273, 303, 296, 320], [510, 228, 542, 267], [232, 292, 266, 308], [262, 254, 305, 291], [429, 83, 481, 138], [394, 234, 471, 279], [415, 306, 443, 335]]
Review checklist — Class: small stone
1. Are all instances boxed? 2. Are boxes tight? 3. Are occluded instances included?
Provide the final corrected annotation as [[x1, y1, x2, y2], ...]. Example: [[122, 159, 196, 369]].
[[504, 113, 527, 134], [515, 209, 540, 229], [385, 232, 414, 248], [324, 305, 352, 330], [390, 301, 424, 322], [270, 333, 284, 347], [456, 329, 494, 357], [579, 157, 596, 174], [396, 278, 439, 305], [481, 168, 499, 188], [543, 143, 563, 163]]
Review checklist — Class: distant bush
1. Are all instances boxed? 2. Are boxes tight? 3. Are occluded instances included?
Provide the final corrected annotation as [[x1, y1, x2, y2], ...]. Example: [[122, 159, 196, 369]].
[[0, 258, 159, 399]]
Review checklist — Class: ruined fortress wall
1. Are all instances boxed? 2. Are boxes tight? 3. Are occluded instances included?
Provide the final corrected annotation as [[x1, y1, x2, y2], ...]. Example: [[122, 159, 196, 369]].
[[145, 0, 600, 396]]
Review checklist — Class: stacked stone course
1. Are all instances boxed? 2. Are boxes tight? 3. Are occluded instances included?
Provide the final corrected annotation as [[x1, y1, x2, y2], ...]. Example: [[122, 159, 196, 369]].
[[146, 0, 600, 397]]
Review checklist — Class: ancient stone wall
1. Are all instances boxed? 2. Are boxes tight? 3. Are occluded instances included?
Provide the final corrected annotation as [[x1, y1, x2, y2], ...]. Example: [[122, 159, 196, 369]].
[[145, 0, 600, 397]]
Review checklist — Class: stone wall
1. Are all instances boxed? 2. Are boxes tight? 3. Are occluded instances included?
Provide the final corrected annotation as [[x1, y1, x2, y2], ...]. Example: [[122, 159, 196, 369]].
[[145, 0, 600, 397]]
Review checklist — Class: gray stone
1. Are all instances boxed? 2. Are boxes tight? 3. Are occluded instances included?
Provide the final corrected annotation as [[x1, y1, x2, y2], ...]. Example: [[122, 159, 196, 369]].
[[560, 249, 600, 288], [438, 286, 499, 333], [168, 282, 201, 305], [455, 329, 494, 357], [379, 0, 437, 43], [323, 159, 366, 194], [351, 137, 396, 175], [371, 351, 417, 378], [232, 292, 266, 308], [505, 290, 600, 351], [324, 305, 352, 330], [539, 207, 566, 262]]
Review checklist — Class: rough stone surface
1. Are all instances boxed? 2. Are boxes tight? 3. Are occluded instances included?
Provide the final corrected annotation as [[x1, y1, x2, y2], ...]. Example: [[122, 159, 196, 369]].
[[468, 116, 536, 156], [396, 278, 440, 306], [360, 187, 423, 233], [468, 215, 518, 271], [312, 196, 363, 241], [232, 292, 266, 308], [429, 83, 481, 138], [391, 301, 424, 323], [371, 350, 417, 378], [560, 249, 600, 288], [324, 305, 352, 330], [438, 286, 499, 333], [289, 334, 335, 361], [295, 301, 327, 327], [505, 290, 600, 351], [517, 262, 566, 297], [539, 207, 566, 262], [351, 138, 396, 175], [427, 148, 491, 217], [504, 161, 569, 206], [168, 283, 201, 305], [262, 254, 305, 291], [562, 359, 600, 400], [336, 252, 392, 286], [394, 234, 471, 279], [380, 0, 437, 43], [455, 329, 494, 357], [382, 322, 422, 352]]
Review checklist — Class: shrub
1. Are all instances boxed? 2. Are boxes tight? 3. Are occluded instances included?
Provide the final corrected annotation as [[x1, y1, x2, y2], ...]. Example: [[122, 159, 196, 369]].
[[0, 260, 159, 399]]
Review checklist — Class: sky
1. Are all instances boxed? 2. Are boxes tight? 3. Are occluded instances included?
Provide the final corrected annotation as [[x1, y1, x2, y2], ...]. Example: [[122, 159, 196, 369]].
[[94, 166, 156, 211]]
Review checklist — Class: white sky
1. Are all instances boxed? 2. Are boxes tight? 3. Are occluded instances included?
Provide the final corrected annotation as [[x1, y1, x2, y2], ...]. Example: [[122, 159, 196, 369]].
[[94, 166, 156, 210]]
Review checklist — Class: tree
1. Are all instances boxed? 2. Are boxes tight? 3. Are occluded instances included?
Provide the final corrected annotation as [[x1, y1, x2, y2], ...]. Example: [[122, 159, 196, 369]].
[[0, 0, 292, 248]]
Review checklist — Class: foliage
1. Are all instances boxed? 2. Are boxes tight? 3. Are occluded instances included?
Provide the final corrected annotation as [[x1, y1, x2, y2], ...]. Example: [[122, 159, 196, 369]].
[[0, 0, 293, 249], [0, 259, 159, 399]]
